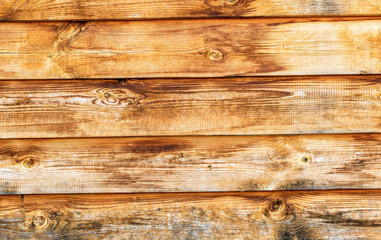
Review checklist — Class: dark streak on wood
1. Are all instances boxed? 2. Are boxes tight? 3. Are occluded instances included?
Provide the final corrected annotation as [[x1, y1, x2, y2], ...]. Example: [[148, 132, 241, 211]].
[[1, 0, 380, 21], [1, 75, 381, 138], [2, 134, 381, 194], [1, 19, 381, 79], [1, 191, 381, 239]]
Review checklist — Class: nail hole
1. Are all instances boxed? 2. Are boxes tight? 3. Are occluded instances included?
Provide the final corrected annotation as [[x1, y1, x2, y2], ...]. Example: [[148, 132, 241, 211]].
[[300, 156, 311, 164], [207, 50, 223, 61]]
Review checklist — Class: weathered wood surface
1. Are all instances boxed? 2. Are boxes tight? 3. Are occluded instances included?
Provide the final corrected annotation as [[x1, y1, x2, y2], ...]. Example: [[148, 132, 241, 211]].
[[1, 191, 381, 239], [1, 76, 381, 138], [1, 0, 381, 21], [1, 19, 381, 79], [2, 134, 381, 194]]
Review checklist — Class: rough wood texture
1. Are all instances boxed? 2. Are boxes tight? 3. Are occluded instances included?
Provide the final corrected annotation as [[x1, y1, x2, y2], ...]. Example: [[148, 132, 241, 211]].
[[1, 76, 381, 138], [1, 0, 381, 21], [1, 191, 381, 239], [1, 18, 381, 79], [1, 134, 381, 194]]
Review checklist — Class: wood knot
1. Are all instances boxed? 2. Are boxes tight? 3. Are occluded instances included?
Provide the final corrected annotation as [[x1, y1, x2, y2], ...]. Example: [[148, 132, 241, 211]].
[[19, 210, 68, 233], [263, 199, 294, 221], [33, 215, 49, 228], [207, 49, 223, 61], [300, 155, 312, 164], [32, 212, 50, 230], [17, 156, 39, 170]]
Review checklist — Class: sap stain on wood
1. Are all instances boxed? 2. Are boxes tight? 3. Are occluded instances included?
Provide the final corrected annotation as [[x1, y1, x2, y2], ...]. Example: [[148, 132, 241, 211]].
[[122, 139, 187, 155], [328, 135, 381, 178], [310, 0, 341, 14], [1, 0, 380, 21], [1, 19, 381, 78], [310, 212, 381, 227], [1, 76, 381, 138], [277, 224, 314, 240], [1, 182, 19, 195], [2, 191, 381, 239], [0, 145, 42, 159], [276, 179, 330, 191], [2, 134, 381, 194], [192, 0, 256, 17]]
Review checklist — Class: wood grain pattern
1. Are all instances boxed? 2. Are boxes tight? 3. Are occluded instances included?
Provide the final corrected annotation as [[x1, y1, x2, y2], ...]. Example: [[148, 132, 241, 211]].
[[1, 191, 381, 239], [1, 76, 381, 138], [2, 134, 381, 194], [1, 18, 381, 79], [1, 0, 381, 21]]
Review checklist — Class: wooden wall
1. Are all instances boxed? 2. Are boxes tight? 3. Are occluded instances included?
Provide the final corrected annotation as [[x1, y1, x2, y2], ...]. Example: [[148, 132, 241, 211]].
[[1, 0, 381, 239]]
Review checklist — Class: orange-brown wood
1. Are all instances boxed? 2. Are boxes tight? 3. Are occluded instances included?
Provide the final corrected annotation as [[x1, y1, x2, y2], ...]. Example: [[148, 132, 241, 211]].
[[1, 1, 381, 237], [1, 0, 381, 21], [1, 191, 381, 239], [0, 76, 380, 138], [1, 134, 381, 194], [0, 19, 381, 79]]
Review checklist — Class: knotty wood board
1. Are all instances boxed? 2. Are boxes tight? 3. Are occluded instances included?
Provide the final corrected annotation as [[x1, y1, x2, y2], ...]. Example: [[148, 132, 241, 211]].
[[1, 18, 381, 79], [1, 0, 381, 21], [1, 134, 381, 194], [1, 191, 381, 239], [1, 76, 380, 138]]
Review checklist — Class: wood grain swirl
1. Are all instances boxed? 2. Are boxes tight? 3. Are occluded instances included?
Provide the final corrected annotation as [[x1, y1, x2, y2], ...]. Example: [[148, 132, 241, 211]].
[[1, 134, 381, 194], [0, 76, 380, 138], [1, 191, 381, 239], [0, 19, 381, 79], [1, 0, 381, 21]]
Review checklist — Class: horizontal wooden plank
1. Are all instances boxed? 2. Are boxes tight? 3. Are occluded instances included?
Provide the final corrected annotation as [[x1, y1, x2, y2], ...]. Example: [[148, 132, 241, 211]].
[[1, 18, 381, 79], [2, 190, 381, 239], [1, 0, 381, 21], [1, 76, 380, 138], [2, 134, 381, 194]]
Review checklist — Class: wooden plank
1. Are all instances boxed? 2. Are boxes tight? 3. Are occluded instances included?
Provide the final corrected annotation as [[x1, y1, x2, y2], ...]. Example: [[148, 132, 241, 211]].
[[2, 190, 381, 239], [1, 76, 380, 138], [0, 18, 381, 79], [1, 0, 381, 21], [2, 134, 381, 194]]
